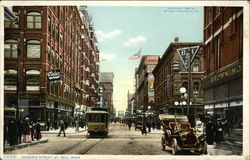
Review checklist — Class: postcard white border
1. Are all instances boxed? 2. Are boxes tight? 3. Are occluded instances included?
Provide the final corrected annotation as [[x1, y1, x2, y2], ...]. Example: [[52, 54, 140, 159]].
[[0, 1, 249, 160]]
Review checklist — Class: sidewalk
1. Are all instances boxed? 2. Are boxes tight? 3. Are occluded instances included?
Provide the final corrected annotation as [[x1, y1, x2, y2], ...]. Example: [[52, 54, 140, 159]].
[[41, 127, 86, 134], [4, 138, 48, 152], [4, 127, 86, 152]]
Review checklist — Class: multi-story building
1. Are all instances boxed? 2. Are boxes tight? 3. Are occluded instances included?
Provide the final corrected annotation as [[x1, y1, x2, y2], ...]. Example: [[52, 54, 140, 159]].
[[135, 55, 160, 113], [98, 72, 114, 115], [126, 91, 134, 117], [4, 6, 99, 128], [153, 40, 204, 124], [202, 7, 243, 140]]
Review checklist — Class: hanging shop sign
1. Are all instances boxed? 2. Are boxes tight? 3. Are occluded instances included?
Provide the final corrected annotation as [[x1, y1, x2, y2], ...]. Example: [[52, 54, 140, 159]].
[[48, 70, 60, 81], [172, 60, 180, 72]]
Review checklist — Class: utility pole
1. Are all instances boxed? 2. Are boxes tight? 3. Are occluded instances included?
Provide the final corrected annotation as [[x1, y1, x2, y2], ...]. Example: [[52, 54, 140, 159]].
[[16, 47, 20, 120]]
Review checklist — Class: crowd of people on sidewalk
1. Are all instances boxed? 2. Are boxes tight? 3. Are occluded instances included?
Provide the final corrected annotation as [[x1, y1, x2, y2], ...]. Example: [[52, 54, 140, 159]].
[[4, 116, 42, 147]]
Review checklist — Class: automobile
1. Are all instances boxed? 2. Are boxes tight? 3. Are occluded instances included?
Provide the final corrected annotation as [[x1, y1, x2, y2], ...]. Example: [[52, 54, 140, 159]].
[[135, 122, 143, 130], [159, 114, 207, 155]]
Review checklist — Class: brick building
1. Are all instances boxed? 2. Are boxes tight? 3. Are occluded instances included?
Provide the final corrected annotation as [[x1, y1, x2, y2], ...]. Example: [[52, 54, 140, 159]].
[[4, 6, 99, 127], [202, 7, 243, 140], [153, 41, 204, 123], [134, 55, 160, 113], [98, 72, 114, 117]]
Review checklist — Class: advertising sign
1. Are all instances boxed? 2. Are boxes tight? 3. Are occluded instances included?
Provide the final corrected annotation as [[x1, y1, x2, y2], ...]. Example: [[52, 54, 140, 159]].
[[177, 46, 200, 70], [48, 70, 60, 81]]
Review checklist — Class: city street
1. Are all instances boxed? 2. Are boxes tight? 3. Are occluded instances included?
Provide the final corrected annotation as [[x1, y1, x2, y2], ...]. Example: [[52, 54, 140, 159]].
[[4, 123, 242, 155], [5, 123, 168, 155]]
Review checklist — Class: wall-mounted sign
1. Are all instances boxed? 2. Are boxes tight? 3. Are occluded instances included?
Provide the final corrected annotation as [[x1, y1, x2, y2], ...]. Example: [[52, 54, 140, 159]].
[[48, 70, 60, 81], [172, 60, 180, 72]]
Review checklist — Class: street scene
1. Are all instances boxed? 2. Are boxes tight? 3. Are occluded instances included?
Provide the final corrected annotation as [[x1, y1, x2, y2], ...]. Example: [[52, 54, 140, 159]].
[[2, 3, 245, 159], [4, 123, 242, 155]]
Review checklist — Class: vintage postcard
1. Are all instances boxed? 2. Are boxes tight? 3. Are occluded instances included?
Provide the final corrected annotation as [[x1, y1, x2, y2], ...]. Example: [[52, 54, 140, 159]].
[[0, 1, 249, 160]]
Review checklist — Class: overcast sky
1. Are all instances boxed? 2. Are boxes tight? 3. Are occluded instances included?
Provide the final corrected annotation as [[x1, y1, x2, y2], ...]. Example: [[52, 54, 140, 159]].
[[87, 6, 204, 113]]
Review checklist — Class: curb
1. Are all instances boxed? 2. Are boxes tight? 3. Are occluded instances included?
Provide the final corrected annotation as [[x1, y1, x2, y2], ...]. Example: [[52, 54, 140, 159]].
[[4, 139, 48, 152]]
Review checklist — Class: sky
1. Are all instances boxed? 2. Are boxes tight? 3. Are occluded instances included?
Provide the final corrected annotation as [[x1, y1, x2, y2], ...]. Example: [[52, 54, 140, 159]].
[[87, 6, 204, 113]]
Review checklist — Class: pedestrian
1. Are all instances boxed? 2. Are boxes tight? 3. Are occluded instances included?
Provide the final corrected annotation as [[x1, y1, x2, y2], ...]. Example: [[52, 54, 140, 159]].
[[30, 121, 34, 141], [75, 120, 79, 132], [214, 120, 223, 142], [206, 120, 214, 145], [147, 122, 151, 133], [22, 118, 32, 143], [57, 119, 66, 137], [46, 119, 50, 131], [141, 122, 147, 135], [4, 122, 8, 146], [128, 121, 132, 131], [34, 122, 42, 140], [17, 120, 23, 144], [7, 119, 18, 146]]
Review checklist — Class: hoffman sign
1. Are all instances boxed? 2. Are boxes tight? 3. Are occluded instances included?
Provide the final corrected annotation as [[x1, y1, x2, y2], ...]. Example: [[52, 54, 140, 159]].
[[177, 46, 200, 70], [48, 70, 60, 81]]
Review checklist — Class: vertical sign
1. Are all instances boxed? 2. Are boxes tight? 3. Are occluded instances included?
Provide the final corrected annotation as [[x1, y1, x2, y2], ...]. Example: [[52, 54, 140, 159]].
[[177, 46, 200, 70]]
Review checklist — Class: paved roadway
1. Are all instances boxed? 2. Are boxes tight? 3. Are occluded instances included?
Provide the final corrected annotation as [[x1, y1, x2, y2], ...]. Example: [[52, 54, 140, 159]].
[[5, 123, 242, 155], [5, 123, 169, 155]]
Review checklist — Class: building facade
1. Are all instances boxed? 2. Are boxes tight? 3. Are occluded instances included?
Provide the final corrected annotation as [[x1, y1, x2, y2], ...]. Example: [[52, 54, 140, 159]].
[[134, 55, 160, 113], [4, 6, 99, 128], [98, 72, 114, 117], [153, 41, 204, 124], [203, 7, 243, 140]]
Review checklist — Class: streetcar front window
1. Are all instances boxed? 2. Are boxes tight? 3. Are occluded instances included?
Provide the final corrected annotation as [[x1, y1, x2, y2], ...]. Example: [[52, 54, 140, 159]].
[[88, 114, 106, 122]]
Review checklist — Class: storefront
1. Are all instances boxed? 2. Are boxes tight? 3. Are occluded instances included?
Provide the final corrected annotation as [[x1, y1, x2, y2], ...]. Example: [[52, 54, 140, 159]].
[[203, 60, 242, 141]]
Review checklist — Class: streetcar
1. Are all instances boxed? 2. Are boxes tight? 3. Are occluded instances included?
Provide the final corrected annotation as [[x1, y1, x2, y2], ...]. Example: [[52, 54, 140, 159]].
[[86, 108, 109, 136]]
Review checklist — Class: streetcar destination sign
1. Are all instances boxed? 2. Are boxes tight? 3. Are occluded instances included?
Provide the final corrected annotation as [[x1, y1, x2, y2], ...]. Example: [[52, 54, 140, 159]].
[[177, 46, 200, 70], [48, 70, 60, 81]]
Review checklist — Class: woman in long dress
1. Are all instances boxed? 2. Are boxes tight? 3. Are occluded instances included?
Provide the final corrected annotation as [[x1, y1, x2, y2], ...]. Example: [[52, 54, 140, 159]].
[[22, 118, 32, 143]]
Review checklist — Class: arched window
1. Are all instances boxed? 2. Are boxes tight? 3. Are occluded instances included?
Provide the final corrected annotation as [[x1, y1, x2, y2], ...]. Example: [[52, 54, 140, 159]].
[[4, 39, 18, 58], [26, 70, 40, 91], [27, 11, 41, 28], [27, 40, 41, 58], [4, 69, 17, 90], [193, 58, 200, 72], [193, 82, 200, 97]]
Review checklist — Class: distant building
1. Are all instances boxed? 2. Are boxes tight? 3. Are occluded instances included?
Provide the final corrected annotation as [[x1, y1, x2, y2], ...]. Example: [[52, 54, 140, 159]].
[[134, 55, 160, 113], [98, 72, 114, 117], [126, 91, 134, 117], [202, 7, 243, 140], [117, 110, 125, 119]]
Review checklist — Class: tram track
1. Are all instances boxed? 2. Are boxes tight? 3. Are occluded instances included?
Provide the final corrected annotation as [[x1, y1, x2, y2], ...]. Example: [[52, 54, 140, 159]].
[[55, 125, 115, 154]]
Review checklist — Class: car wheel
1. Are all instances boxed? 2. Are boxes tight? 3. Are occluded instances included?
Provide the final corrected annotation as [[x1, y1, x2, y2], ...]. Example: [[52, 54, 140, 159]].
[[171, 138, 178, 155]]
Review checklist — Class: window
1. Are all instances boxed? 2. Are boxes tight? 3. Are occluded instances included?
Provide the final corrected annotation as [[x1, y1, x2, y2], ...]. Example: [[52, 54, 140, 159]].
[[27, 40, 41, 58], [5, 11, 19, 28], [4, 69, 17, 90], [4, 39, 18, 58], [47, 46, 51, 62], [193, 58, 200, 72], [51, 48, 55, 64], [193, 82, 200, 98], [48, 17, 51, 33], [208, 7, 212, 24], [215, 7, 220, 17], [27, 12, 41, 29], [26, 70, 40, 91]]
